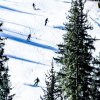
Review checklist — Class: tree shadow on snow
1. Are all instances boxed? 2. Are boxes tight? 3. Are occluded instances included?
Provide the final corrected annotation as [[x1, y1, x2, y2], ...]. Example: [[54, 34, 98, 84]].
[[6, 54, 47, 66], [63, 1, 71, 3], [53, 25, 65, 30], [24, 83, 46, 89], [0, 32, 57, 51], [24, 83, 40, 88], [0, 5, 36, 16]]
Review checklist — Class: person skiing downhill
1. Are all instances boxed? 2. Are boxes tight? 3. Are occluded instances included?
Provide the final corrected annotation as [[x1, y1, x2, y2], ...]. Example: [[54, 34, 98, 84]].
[[34, 77, 40, 86], [45, 18, 48, 26], [32, 3, 36, 10], [27, 34, 31, 41], [0, 22, 3, 31]]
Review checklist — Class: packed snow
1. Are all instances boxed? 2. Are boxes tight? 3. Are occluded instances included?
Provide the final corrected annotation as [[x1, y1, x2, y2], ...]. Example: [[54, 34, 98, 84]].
[[0, 0, 100, 100]]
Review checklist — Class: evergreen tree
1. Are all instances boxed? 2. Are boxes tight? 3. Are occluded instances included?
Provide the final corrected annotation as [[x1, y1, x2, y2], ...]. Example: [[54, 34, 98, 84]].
[[54, 0, 96, 99], [98, 0, 100, 8], [41, 59, 62, 100], [92, 53, 100, 100], [0, 22, 14, 100]]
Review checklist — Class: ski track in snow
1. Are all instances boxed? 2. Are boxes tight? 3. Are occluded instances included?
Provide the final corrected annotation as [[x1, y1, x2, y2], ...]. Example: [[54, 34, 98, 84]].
[[0, 32, 57, 51], [0, 5, 44, 17], [6, 54, 48, 66], [89, 16, 100, 27]]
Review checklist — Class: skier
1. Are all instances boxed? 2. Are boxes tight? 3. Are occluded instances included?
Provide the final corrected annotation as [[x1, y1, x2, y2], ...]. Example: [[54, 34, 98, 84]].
[[0, 48, 4, 55], [45, 18, 48, 26], [32, 3, 36, 10], [0, 22, 3, 27], [34, 77, 40, 86], [0, 22, 3, 31], [27, 34, 31, 41]]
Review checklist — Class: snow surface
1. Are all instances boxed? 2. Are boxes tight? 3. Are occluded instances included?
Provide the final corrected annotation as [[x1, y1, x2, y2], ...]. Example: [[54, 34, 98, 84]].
[[0, 0, 100, 100]]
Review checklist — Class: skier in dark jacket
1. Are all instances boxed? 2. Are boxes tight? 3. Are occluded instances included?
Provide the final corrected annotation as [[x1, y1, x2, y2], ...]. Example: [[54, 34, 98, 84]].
[[0, 48, 4, 55], [45, 18, 48, 26], [0, 22, 3, 31], [27, 34, 31, 41], [32, 3, 36, 10], [34, 77, 40, 86]]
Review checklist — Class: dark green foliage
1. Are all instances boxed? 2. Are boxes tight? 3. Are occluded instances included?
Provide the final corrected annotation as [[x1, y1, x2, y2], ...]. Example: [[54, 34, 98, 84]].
[[41, 59, 62, 100], [98, 1, 100, 8], [92, 54, 100, 100], [55, 0, 96, 100], [0, 22, 14, 100]]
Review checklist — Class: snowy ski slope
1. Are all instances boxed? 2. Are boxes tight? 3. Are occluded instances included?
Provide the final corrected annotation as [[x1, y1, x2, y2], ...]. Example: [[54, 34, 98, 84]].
[[0, 0, 100, 100]]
